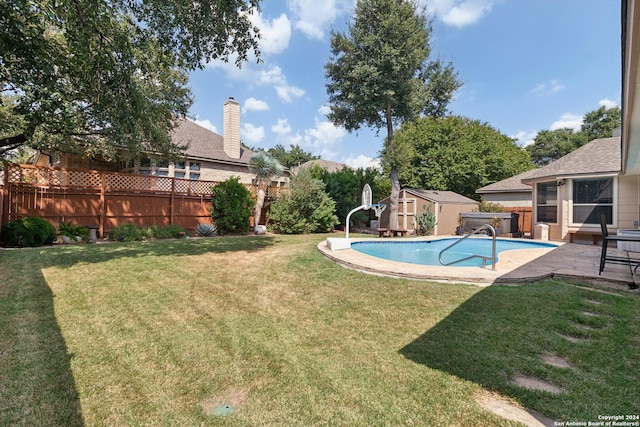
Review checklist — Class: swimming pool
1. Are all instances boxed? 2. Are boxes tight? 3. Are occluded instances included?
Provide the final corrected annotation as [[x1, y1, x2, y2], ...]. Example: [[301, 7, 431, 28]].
[[351, 238, 558, 267]]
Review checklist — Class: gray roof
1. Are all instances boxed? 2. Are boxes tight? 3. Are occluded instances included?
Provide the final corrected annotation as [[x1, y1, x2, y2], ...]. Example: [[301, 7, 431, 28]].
[[521, 136, 621, 183], [291, 159, 351, 174], [171, 119, 254, 165], [476, 169, 537, 194], [404, 188, 477, 204]]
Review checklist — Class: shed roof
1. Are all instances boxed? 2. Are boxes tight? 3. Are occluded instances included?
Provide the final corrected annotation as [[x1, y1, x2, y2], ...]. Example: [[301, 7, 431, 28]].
[[521, 136, 621, 183], [403, 188, 477, 204]]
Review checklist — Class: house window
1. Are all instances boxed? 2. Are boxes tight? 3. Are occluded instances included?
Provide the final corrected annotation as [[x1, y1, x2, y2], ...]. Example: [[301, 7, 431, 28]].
[[139, 157, 151, 175], [572, 178, 613, 225], [173, 160, 186, 179], [536, 181, 558, 223], [155, 159, 169, 176], [187, 162, 200, 180]]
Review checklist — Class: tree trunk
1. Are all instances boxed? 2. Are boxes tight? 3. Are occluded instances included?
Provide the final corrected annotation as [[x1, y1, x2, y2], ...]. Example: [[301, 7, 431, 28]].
[[389, 168, 400, 230], [254, 188, 265, 229], [385, 104, 401, 230]]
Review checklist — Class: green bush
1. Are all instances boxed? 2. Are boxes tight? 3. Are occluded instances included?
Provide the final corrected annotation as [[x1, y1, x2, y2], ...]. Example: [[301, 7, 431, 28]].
[[477, 201, 504, 213], [58, 222, 89, 240], [149, 224, 184, 239], [269, 168, 338, 234], [414, 204, 437, 236], [108, 223, 186, 241], [211, 177, 253, 234], [108, 223, 148, 242], [1, 216, 56, 247]]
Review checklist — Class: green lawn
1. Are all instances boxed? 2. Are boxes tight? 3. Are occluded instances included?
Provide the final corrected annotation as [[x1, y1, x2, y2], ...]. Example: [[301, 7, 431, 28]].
[[1, 234, 639, 426]]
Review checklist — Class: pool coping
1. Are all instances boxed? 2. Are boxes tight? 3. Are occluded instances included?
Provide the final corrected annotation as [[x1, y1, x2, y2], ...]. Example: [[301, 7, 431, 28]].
[[317, 235, 640, 289]]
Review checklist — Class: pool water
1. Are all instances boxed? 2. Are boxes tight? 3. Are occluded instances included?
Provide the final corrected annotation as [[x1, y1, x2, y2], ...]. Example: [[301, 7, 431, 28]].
[[351, 238, 558, 267]]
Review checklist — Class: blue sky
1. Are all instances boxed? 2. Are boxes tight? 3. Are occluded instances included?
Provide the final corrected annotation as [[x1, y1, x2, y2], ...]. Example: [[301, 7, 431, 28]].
[[187, 0, 621, 168]]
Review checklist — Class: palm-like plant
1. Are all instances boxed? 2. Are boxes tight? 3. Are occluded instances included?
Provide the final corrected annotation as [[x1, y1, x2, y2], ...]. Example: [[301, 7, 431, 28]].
[[248, 151, 283, 230]]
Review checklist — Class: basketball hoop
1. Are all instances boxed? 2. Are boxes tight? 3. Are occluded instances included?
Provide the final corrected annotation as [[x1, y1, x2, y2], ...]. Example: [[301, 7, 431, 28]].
[[362, 184, 372, 210], [372, 203, 386, 219]]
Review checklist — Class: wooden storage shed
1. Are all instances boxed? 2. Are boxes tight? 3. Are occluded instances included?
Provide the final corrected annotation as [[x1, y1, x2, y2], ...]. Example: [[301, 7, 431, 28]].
[[378, 189, 478, 235]]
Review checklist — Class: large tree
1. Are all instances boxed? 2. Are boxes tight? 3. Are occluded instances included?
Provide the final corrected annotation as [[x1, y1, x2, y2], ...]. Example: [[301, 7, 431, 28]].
[[325, 0, 460, 230], [1, 0, 261, 159], [395, 116, 533, 200], [526, 106, 621, 166], [248, 151, 283, 230], [265, 144, 319, 169]]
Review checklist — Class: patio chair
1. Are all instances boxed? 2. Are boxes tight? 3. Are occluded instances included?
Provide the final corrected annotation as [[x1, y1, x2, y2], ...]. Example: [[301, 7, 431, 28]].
[[599, 213, 640, 289]]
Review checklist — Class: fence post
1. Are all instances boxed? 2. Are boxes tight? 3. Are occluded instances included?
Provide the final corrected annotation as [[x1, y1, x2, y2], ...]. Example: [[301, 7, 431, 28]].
[[170, 177, 175, 225], [1, 162, 10, 229], [99, 172, 106, 238]]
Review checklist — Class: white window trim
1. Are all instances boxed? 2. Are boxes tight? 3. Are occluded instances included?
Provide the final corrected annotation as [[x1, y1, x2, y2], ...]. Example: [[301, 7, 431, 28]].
[[534, 181, 559, 225], [568, 175, 617, 228]]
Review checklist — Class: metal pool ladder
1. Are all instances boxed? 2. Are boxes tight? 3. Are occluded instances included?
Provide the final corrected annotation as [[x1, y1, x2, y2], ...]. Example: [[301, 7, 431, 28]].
[[438, 224, 497, 270]]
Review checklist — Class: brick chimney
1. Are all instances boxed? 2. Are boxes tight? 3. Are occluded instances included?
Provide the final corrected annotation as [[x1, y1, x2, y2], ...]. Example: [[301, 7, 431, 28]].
[[223, 97, 241, 159]]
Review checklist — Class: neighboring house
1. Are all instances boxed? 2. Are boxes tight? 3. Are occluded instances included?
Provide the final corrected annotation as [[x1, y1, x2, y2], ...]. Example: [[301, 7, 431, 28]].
[[34, 97, 289, 188], [379, 189, 478, 235], [521, 135, 635, 242], [476, 169, 538, 207], [290, 159, 351, 174], [476, 169, 539, 236]]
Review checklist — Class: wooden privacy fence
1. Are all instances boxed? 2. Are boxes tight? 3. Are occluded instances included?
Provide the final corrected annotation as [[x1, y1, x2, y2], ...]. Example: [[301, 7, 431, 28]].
[[503, 206, 533, 235], [1, 163, 279, 238]]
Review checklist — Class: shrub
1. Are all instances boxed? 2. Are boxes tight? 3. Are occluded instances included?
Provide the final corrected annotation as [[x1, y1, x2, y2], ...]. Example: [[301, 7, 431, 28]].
[[195, 223, 217, 237], [58, 222, 89, 240], [108, 223, 148, 242], [149, 224, 184, 239], [477, 201, 504, 213], [1, 216, 56, 247], [414, 204, 436, 236], [210, 177, 253, 234], [269, 168, 338, 234]]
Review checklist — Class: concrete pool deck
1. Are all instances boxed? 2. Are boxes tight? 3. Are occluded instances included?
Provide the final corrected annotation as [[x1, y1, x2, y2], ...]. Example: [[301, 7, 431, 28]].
[[318, 236, 640, 291]]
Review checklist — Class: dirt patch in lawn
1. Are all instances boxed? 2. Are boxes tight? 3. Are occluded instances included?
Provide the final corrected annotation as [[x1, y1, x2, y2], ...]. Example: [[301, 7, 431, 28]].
[[200, 384, 251, 415], [513, 375, 565, 394], [476, 392, 549, 427], [541, 353, 572, 369]]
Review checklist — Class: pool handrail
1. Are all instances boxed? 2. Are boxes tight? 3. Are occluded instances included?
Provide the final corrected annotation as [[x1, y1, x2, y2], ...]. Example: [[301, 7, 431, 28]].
[[438, 224, 497, 270]]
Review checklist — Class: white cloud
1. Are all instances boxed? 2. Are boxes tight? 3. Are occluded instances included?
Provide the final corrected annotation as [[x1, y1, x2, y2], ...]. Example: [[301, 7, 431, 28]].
[[426, 0, 494, 27], [256, 65, 305, 102], [244, 97, 270, 112], [299, 118, 347, 159], [271, 118, 303, 145], [258, 65, 287, 85], [193, 118, 218, 133], [275, 85, 306, 103], [249, 13, 292, 55], [242, 123, 265, 144], [599, 98, 618, 109], [550, 113, 583, 131], [345, 154, 381, 169], [271, 113, 346, 158], [287, 0, 351, 39], [529, 79, 565, 96], [511, 130, 537, 147], [318, 104, 331, 116]]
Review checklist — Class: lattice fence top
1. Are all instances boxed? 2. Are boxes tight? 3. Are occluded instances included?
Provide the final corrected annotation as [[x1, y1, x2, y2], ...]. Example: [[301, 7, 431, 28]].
[[5, 163, 102, 188], [3, 163, 279, 198]]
